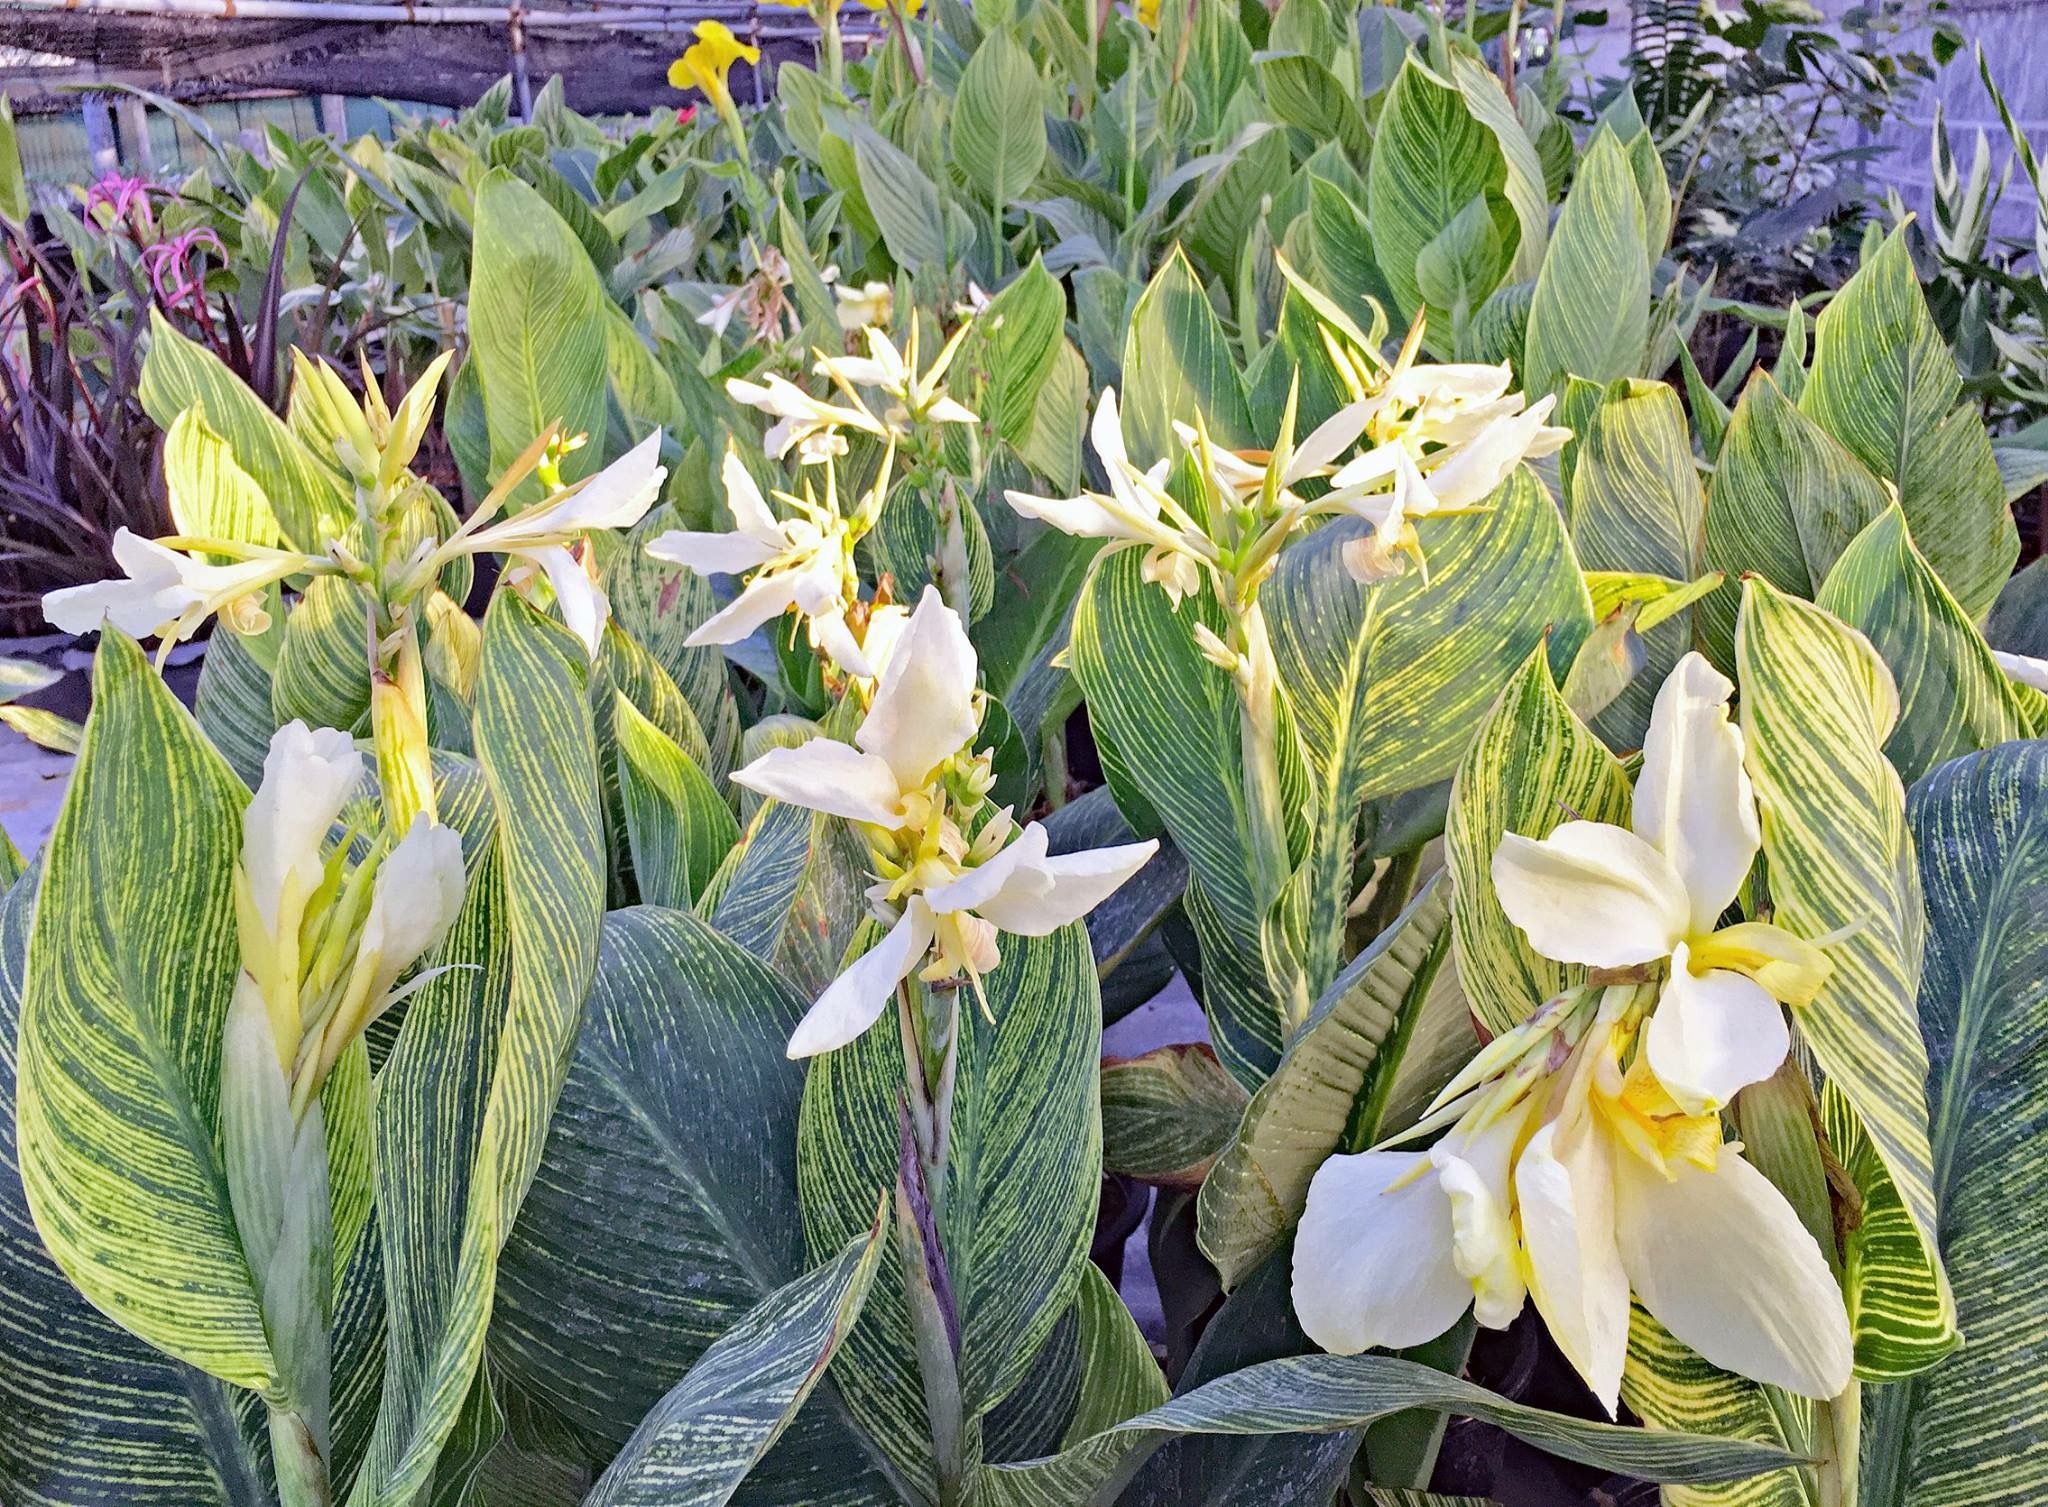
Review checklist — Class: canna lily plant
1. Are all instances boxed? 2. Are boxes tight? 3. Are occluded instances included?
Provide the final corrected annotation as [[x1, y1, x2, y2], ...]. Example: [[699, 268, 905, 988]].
[[2, 32, 2041, 1507]]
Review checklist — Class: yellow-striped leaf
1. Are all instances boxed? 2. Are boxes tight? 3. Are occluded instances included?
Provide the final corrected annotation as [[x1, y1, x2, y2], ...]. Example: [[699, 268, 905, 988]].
[[348, 592, 606, 1506], [1815, 505, 2039, 784], [1102, 1042, 1248, 1189], [18, 630, 278, 1393], [1444, 648, 1633, 1037], [1522, 129, 1649, 397], [1796, 225, 2018, 620], [613, 695, 738, 908], [1734, 579, 1956, 1377], [584, 1222, 887, 1506]]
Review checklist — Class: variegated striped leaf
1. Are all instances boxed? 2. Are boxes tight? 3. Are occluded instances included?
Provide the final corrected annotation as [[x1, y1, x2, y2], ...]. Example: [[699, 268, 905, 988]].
[[1697, 371, 1891, 670], [585, 1222, 887, 1507], [1117, 246, 1255, 467], [492, 906, 901, 1503], [139, 309, 352, 551], [613, 694, 739, 908], [1102, 1042, 1248, 1189], [1815, 505, 2041, 784], [1862, 742, 2048, 1507], [1444, 647, 1633, 1038], [702, 794, 872, 1002], [347, 592, 606, 1506], [797, 922, 1100, 1498], [196, 619, 284, 790], [1522, 129, 1649, 397], [1621, 1311, 1816, 1507], [272, 575, 375, 735], [165, 407, 283, 551], [1196, 876, 1458, 1290], [17, 630, 278, 1393], [1796, 225, 2018, 621], [1734, 579, 1956, 1377], [1063, 1263, 1169, 1446], [1561, 379, 1704, 748], [977, 1354, 1804, 1506], [470, 169, 609, 493], [1265, 470, 1590, 986]]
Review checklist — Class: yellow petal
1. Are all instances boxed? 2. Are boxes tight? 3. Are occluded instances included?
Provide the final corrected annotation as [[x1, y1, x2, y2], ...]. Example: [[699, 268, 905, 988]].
[[1687, 920, 1834, 1007]]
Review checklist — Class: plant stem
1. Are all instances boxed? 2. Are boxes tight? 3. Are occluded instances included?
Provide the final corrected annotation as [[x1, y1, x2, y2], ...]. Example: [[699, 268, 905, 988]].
[[1817, 1379, 1862, 1507], [268, 1407, 332, 1507]]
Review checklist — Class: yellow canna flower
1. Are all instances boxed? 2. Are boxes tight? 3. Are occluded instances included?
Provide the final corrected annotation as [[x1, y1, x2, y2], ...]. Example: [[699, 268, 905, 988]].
[[858, 0, 924, 17], [668, 20, 761, 111], [1136, 0, 1161, 27]]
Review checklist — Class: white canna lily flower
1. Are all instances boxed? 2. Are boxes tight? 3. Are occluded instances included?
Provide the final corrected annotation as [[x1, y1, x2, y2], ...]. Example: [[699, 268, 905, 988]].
[[728, 371, 889, 460], [1993, 648, 2048, 692], [1491, 652, 1832, 1115], [1004, 389, 1212, 607], [835, 279, 894, 332], [1412, 395, 1569, 509], [729, 588, 1156, 1057], [460, 431, 668, 657], [815, 323, 979, 434], [646, 441, 882, 677], [1294, 985, 1853, 1413], [45, 528, 319, 644], [242, 720, 364, 949], [353, 812, 467, 1003]]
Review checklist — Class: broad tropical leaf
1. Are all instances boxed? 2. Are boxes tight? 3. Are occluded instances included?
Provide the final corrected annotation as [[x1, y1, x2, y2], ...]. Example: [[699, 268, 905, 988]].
[[1522, 129, 1649, 397], [1860, 743, 2048, 1507], [1734, 579, 1955, 1377], [1102, 1042, 1248, 1188], [584, 1223, 888, 1507]]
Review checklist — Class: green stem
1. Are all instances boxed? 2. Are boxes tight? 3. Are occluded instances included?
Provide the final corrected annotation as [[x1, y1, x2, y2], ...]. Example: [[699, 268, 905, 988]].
[[1817, 1380, 1862, 1507], [267, 1407, 332, 1507]]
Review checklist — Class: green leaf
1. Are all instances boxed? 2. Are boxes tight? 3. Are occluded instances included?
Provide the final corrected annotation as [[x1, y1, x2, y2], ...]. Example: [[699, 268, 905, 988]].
[[17, 631, 277, 1392], [584, 1222, 887, 1506], [951, 30, 1049, 207], [0, 859, 273, 1507], [703, 794, 871, 1001], [1266, 470, 1590, 988], [977, 1353, 1804, 1504], [1523, 129, 1649, 397], [1368, 56, 1516, 348], [1445, 647, 1633, 1037], [1858, 743, 2048, 1507], [1102, 1043, 1248, 1188], [492, 906, 900, 1498], [140, 310, 352, 551], [961, 257, 1066, 449], [849, 119, 948, 273], [1815, 506, 2037, 784], [1699, 371, 1891, 669], [797, 924, 1101, 1496], [1621, 1312, 1816, 1507], [1066, 1263, 1169, 1445], [1119, 247, 1255, 467], [1734, 579, 1956, 1378], [1196, 876, 1458, 1290], [1796, 225, 2018, 619], [1446, 51, 1551, 282], [1258, 54, 1370, 161], [0, 96, 27, 226], [272, 576, 374, 734], [1565, 379, 1704, 745], [613, 693, 738, 908], [1988, 556, 2048, 659], [349, 592, 606, 1506], [469, 169, 609, 491]]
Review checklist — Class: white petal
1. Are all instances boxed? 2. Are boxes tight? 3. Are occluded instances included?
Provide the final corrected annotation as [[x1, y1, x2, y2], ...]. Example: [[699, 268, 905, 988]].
[[1389, 362, 1514, 407], [358, 814, 466, 997], [788, 900, 935, 1058], [1093, 390, 1162, 524], [644, 529, 781, 577], [1993, 649, 2048, 692], [856, 586, 979, 791], [1329, 441, 1403, 492], [556, 430, 667, 531], [1286, 397, 1382, 482], [529, 546, 610, 659], [719, 444, 788, 545], [808, 607, 875, 679], [974, 836, 1158, 936], [927, 396, 979, 426], [1516, 1116, 1632, 1414], [729, 740, 907, 827], [1615, 1146, 1852, 1399], [923, 819, 1049, 916], [1431, 1099, 1533, 1329], [1645, 949, 1790, 1114], [684, 568, 805, 648], [43, 575, 178, 637], [1425, 399, 1557, 509], [1004, 488, 1134, 541], [1491, 822, 1692, 968], [1633, 652, 1760, 933], [1292, 1151, 1473, 1353], [244, 721, 364, 936]]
